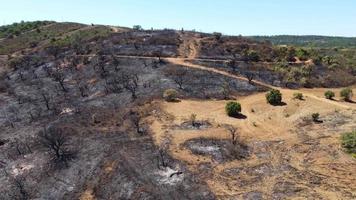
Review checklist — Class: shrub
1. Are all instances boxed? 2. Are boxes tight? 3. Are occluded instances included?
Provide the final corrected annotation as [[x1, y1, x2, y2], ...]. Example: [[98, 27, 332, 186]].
[[340, 88, 353, 102], [225, 102, 241, 117], [133, 25, 143, 31], [189, 114, 197, 126], [266, 89, 282, 105], [293, 92, 303, 100], [312, 113, 320, 122], [341, 131, 356, 157], [296, 48, 310, 61], [247, 50, 260, 62], [324, 90, 335, 100], [163, 89, 178, 102], [213, 32, 222, 40]]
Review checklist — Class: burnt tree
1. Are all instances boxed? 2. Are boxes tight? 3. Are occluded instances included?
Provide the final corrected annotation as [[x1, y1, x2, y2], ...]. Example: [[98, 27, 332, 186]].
[[119, 69, 139, 99], [245, 72, 254, 84], [38, 126, 76, 168], [126, 110, 143, 134], [165, 67, 189, 90], [225, 125, 238, 145], [51, 66, 67, 92]]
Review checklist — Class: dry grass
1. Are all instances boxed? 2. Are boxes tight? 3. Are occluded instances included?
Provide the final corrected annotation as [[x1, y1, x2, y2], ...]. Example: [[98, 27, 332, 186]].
[[149, 84, 356, 198]]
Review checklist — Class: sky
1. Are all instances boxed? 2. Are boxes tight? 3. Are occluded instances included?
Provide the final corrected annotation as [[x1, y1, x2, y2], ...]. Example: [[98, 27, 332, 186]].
[[1, 0, 356, 36]]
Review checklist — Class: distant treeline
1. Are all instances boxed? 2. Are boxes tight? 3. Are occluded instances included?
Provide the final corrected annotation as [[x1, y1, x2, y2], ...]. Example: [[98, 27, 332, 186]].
[[250, 35, 356, 48]]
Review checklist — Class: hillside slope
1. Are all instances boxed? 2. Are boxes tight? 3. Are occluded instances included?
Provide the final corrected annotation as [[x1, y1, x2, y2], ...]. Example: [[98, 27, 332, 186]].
[[0, 21, 355, 199]]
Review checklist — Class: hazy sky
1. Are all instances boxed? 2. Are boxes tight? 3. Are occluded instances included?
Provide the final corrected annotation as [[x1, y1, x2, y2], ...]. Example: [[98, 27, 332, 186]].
[[1, 0, 356, 36]]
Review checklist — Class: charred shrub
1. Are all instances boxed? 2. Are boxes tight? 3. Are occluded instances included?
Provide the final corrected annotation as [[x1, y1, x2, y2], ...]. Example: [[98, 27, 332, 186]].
[[37, 126, 77, 168]]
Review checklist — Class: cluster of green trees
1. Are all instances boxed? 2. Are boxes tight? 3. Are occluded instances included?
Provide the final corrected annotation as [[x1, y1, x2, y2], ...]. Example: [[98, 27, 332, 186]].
[[48, 26, 111, 54], [324, 88, 353, 102], [0, 21, 53, 38]]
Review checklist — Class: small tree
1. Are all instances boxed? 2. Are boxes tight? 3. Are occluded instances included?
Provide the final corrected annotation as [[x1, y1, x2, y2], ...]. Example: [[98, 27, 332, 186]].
[[165, 67, 189, 89], [126, 110, 144, 134], [221, 81, 231, 100], [189, 114, 197, 127], [340, 131, 356, 156], [213, 32, 222, 40], [245, 72, 254, 84], [225, 125, 238, 145], [133, 25, 143, 31], [227, 59, 237, 73], [324, 90, 335, 100], [9, 175, 30, 200], [312, 113, 320, 122], [340, 88, 353, 102], [246, 50, 260, 62], [119, 69, 139, 99], [163, 89, 178, 102], [51, 67, 67, 92], [225, 102, 241, 117], [38, 126, 75, 168], [266, 89, 282, 105], [293, 92, 303, 100]]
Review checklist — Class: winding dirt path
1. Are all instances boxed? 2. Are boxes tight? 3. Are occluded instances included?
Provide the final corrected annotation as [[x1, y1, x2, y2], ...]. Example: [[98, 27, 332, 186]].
[[165, 57, 355, 110]]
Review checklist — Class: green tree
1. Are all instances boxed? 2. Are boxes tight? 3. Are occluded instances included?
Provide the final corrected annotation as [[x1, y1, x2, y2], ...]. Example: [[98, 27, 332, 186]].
[[341, 131, 356, 157], [247, 50, 260, 62], [324, 91, 335, 100], [213, 32, 222, 40], [340, 88, 353, 102], [312, 113, 320, 122], [225, 102, 242, 117], [163, 89, 178, 102], [266, 89, 282, 105], [133, 25, 143, 31], [296, 48, 309, 61], [293, 93, 303, 100]]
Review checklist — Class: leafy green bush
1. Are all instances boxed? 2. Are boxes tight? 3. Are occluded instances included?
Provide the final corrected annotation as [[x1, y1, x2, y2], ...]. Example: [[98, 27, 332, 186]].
[[247, 50, 260, 62], [296, 48, 310, 61], [341, 131, 356, 157], [293, 92, 303, 100], [312, 113, 320, 122], [324, 91, 335, 100], [340, 88, 353, 102], [225, 102, 241, 117], [163, 89, 178, 102], [266, 89, 282, 105]]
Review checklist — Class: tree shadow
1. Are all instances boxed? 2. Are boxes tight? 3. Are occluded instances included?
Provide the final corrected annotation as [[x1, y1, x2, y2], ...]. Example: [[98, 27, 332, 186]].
[[270, 102, 287, 107], [166, 99, 181, 103], [172, 99, 182, 103], [345, 99, 356, 104], [230, 113, 247, 119], [314, 119, 324, 124]]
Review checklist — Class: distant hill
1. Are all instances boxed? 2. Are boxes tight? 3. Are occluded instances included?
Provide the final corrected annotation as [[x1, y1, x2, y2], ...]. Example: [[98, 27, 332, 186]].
[[250, 35, 356, 48]]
